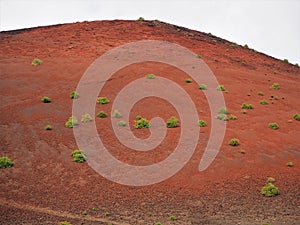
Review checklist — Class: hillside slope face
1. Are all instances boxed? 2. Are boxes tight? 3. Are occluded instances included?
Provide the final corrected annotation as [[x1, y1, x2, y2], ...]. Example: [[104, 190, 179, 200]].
[[0, 20, 299, 225]]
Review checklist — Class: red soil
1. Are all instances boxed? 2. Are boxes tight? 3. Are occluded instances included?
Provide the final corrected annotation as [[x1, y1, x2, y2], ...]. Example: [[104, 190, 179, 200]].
[[0, 20, 299, 224]]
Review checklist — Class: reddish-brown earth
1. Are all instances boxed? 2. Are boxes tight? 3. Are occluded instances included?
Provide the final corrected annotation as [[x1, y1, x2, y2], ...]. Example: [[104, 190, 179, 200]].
[[0, 20, 300, 225]]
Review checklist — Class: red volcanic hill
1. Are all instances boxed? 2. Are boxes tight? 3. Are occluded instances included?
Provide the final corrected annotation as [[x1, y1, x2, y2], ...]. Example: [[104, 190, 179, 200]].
[[0, 20, 299, 224]]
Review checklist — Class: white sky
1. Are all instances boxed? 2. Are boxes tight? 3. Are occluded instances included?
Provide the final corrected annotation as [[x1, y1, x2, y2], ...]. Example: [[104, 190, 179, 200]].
[[1, 0, 299, 64]]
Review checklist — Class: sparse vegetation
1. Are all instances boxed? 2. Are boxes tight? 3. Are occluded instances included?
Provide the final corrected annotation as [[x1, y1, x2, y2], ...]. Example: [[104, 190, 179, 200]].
[[70, 91, 79, 99], [65, 116, 78, 128], [241, 103, 253, 109], [58, 222, 72, 225], [283, 59, 289, 63], [216, 85, 226, 91], [167, 116, 179, 128], [170, 215, 177, 221], [112, 110, 122, 118], [105, 212, 110, 216], [41, 96, 51, 103], [258, 92, 264, 96], [118, 120, 126, 127], [137, 17, 144, 21], [286, 162, 294, 167], [198, 120, 207, 127], [185, 78, 192, 83], [146, 74, 155, 79], [71, 150, 86, 163], [270, 83, 279, 90], [261, 183, 279, 197], [217, 114, 228, 121], [260, 99, 268, 105], [97, 97, 110, 104], [44, 125, 52, 130], [229, 138, 240, 146], [267, 177, 275, 183], [241, 61, 246, 65], [134, 117, 150, 129], [0, 157, 14, 168], [293, 113, 300, 121], [196, 54, 202, 58], [199, 84, 207, 90], [32, 58, 42, 66], [295, 63, 299, 68], [269, 123, 279, 130], [81, 113, 93, 122], [97, 111, 107, 118], [229, 114, 237, 120], [155, 222, 162, 225], [244, 44, 249, 49], [219, 107, 229, 114]]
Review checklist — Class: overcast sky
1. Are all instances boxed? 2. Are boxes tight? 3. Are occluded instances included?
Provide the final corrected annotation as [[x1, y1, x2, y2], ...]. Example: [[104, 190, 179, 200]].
[[1, 0, 299, 64]]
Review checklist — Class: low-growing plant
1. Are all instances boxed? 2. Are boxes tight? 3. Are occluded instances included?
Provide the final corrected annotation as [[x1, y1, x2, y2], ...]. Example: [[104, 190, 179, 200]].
[[97, 111, 107, 118], [118, 120, 126, 127], [198, 120, 207, 127], [219, 107, 229, 114], [167, 116, 179, 128], [258, 92, 264, 96], [241, 61, 246, 65], [92, 207, 97, 211], [65, 116, 78, 128], [81, 113, 93, 122], [293, 113, 300, 121], [105, 211, 110, 216], [112, 110, 122, 118], [97, 97, 110, 104], [32, 58, 42, 66], [70, 91, 79, 99], [260, 99, 268, 105], [216, 85, 226, 91], [196, 54, 202, 58], [0, 157, 14, 168], [286, 162, 294, 167], [58, 222, 72, 225], [71, 150, 86, 163], [283, 59, 289, 63], [136, 115, 142, 120], [241, 103, 253, 109], [269, 123, 279, 130], [229, 114, 237, 120], [199, 84, 207, 90], [155, 222, 162, 225], [217, 114, 228, 121], [295, 63, 299, 68], [137, 17, 145, 21], [185, 78, 192, 83], [229, 138, 239, 146], [134, 117, 150, 129], [244, 44, 249, 49], [170, 215, 177, 221], [261, 183, 279, 197], [44, 125, 52, 130], [270, 83, 279, 90], [41, 96, 51, 103], [267, 177, 275, 183], [146, 74, 155, 79]]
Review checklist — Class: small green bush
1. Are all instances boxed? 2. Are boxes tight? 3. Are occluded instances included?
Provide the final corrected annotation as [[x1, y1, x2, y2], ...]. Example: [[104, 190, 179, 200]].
[[293, 113, 300, 121], [261, 183, 279, 197], [198, 84, 207, 90], [269, 123, 279, 130], [65, 116, 78, 128], [155, 222, 162, 225], [167, 116, 179, 128], [44, 125, 52, 130], [196, 54, 202, 58], [229, 138, 239, 146], [97, 97, 110, 104], [97, 111, 107, 118], [270, 83, 279, 90], [0, 157, 14, 168], [71, 150, 86, 163], [136, 115, 142, 120], [137, 17, 145, 21], [216, 85, 225, 91], [286, 162, 294, 167], [241, 61, 246, 65], [267, 177, 275, 183], [241, 103, 253, 109], [295, 63, 299, 68], [105, 211, 110, 216], [283, 59, 289, 63], [260, 100, 268, 105], [134, 117, 150, 129], [41, 96, 51, 103], [146, 74, 155, 79], [217, 114, 228, 121], [81, 113, 93, 122], [244, 44, 249, 49], [219, 107, 229, 114], [118, 120, 126, 127], [32, 58, 42, 66], [229, 114, 237, 120], [258, 92, 264, 96], [112, 110, 122, 118], [58, 222, 72, 225], [170, 215, 177, 221], [198, 120, 207, 127], [185, 78, 192, 83], [70, 91, 79, 99]]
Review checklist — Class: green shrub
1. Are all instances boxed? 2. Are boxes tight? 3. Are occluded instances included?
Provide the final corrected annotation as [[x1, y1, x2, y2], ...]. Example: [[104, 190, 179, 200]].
[[0, 157, 14, 168], [71, 150, 86, 163], [44, 125, 52, 130], [97, 97, 110, 104], [137, 17, 145, 21], [293, 113, 300, 121], [216, 85, 225, 91], [198, 120, 207, 127], [118, 120, 126, 127], [155, 222, 162, 225], [241, 61, 246, 65], [199, 84, 207, 90], [260, 100, 268, 105], [81, 113, 93, 122], [258, 92, 264, 96], [196, 54, 202, 58], [97, 111, 107, 118], [229, 114, 237, 120], [146, 74, 155, 79], [170, 215, 177, 221], [134, 117, 150, 129], [269, 123, 279, 130], [41, 96, 51, 103], [244, 44, 249, 49], [58, 222, 72, 225], [270, 83, 279, 90], [65, 116, 78, 128], [261, 183, 279, 197], [286, 162, 294, 167], [241, 103, 253, 109], [166, 116, 179, 128], [32, 58, 42, 66], [219, 107, 229, 114], [267, 177, 275, 183], [229, 138, 239, 146], [105, 211, 110, 216], [70, 91, 79, 99], [283, 59, 289, 63], [217, 114, 228, 121], [185, 78, 192, 83], [295, 63, 299, 68], [112, 110, 122, 118]]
